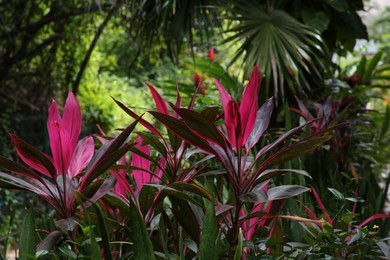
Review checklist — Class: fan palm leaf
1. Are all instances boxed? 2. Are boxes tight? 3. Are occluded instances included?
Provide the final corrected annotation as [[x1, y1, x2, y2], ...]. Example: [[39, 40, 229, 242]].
[[225, 1, 329, 101]]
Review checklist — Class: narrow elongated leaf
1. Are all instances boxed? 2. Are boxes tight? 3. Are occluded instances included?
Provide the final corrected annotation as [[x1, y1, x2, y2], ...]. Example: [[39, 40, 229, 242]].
[[240, 65, 261, 145], [0, 155, 47, 183], [169, 182, 213, 200], [149, 111, 215, 154], [129, 199, 156, 259], [233, 228, 243, 260], [256, 169, 311, 186], [82, 143, 135, 188], [259, 135, 331, 170], [376, 241, 390, 260], [139, 184, 159, 216], [146, 83, 170, 115], [201, 106, 220, 121], [92, 203, 112, 260], [113, 97, 161, 137], [172, 107, 227, 149], [137, 132, 167, 157], [37, 231, 65, 252], [20, 209, 36, 260], [352, 213, 390, 233], [83, 117, 140, 185], [10, 134, 56, 178], [246, 98, 274, 150], [199, 200, 217, 260], [267, 185, 310, 201], [171, 198, 201, 244], [364, 51, 382, 81]]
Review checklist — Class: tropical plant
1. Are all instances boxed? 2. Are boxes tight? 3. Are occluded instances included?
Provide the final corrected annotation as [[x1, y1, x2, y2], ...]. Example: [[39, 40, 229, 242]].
[[0, 92, 139, 221]]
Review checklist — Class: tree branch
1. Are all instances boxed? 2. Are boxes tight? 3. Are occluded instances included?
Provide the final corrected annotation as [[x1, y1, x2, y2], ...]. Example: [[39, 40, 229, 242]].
[[72, 4, 118, 96]]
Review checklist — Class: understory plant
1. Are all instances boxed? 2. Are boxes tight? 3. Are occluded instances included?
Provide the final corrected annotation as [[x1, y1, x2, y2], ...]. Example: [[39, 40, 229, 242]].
[[0, 66, 389, 259]]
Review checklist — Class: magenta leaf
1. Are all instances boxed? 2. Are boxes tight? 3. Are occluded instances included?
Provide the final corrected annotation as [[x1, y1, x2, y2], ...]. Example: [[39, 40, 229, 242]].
[[10, 134, 56, 178], [240, 65, 261, 146], [61, 92, 82, 150], [309, 185, 333, 225], [49, 122, 73, 175], [81, 117, 140, 187], [132, 136, 151, 191], [68, 136, 95, 179], [0, 155, 48, 183], [146, 83, 169, 115]]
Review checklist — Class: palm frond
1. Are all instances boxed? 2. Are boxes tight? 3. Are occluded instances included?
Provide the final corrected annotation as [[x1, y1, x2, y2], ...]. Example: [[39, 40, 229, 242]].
[[225, 2, 330, 101]]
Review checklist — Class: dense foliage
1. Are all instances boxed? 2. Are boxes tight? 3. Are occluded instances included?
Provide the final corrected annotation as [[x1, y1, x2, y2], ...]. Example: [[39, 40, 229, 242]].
[[0, 0, 390, 259]]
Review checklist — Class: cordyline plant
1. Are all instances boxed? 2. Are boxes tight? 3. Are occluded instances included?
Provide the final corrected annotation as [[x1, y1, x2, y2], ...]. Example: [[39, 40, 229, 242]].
[[144, 65, 341, 256], [0, 92, 139, 225]]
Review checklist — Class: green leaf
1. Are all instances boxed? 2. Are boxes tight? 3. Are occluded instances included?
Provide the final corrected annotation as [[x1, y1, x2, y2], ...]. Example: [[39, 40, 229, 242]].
[[172, 107, 227, 149], [327, 188, 344, 199], [83, 117, 140, 187], [301, 9, 330, 32], [171, 198, 201, 244], [260, 134, 332, 170], [364, 51, 383, 81], [139, 184, 159, 216], [92, 203, 112, 260], [169, 182, 213, 200], [233, 228, 243, 260], [129, 199, 156, 259], [137, 132, 167, 157], [199, 200, 217, 260], [20, 209, 36, 260]]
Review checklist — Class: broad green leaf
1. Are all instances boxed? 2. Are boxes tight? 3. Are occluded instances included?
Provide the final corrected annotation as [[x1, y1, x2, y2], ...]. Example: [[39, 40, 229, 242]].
[[129, 199, 156, 259], [20, 209, 36, 260], [355, 56, 366, 76], [199, 200, 217, 260]]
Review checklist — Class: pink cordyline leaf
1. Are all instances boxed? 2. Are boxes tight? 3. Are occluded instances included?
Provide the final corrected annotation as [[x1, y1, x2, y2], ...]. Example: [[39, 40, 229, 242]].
[[146, 83, 170, 115], [61, 92, 82, 151], [47, 92, 83, 175], [240, 65, 261, 147], [309, 185, 333, 225], [132, 136, 151, 191], [49, 122, 73, 175], [352, 213, 390, 233], [225, 100, 240, 148], [244, 202, 265, 240], [68, 136, 95, 179], [10, 134, 54, 177]]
